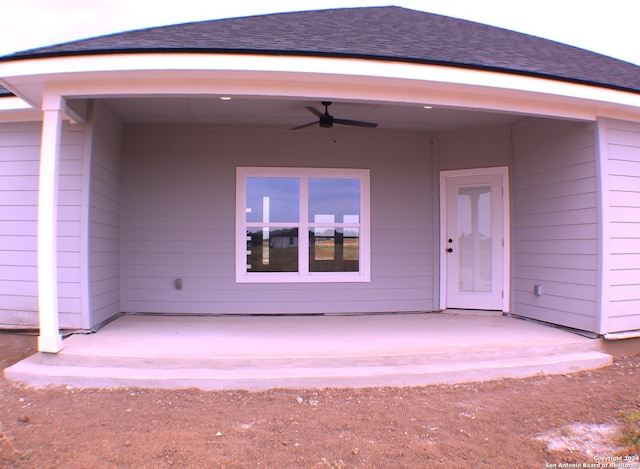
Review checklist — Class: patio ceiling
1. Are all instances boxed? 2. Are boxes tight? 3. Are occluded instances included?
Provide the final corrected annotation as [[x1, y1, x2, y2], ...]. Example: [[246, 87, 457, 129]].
[[100, 96, 524, 132]]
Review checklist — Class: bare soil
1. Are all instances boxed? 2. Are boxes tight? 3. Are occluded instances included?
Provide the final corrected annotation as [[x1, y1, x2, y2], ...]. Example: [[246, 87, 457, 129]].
[[1, 332, 640, 468]]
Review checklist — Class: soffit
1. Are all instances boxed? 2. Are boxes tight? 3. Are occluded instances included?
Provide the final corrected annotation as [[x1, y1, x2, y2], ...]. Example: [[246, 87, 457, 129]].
[[98, 96, 522, 132]]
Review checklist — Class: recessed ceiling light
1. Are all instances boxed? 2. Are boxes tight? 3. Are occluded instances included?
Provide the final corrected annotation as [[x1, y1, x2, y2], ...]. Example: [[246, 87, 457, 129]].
[[220, 97, 232, 101], [423, 105, 433, 109]]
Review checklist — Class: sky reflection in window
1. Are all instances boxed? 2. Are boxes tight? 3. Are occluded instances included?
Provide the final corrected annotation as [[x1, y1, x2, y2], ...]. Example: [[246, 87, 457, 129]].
[[309, 178, 360, 223], [246, 177, 299, 223]]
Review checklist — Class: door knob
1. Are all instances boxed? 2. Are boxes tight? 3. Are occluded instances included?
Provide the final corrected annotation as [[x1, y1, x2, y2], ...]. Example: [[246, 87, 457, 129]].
[[447, 248, 453, 253]]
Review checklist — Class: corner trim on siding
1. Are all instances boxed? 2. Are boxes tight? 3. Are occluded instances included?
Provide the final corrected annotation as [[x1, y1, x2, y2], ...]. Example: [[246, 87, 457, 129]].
[[79, 103, 94, 329], [507, 128, 516, 314], [595, 118, 611, 335], [431, 138, 441, 311]]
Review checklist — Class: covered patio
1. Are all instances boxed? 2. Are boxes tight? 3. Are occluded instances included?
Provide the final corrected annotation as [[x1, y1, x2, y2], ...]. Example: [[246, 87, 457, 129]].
[[1, 7, 639, 395], [5, 311, 612, 390]]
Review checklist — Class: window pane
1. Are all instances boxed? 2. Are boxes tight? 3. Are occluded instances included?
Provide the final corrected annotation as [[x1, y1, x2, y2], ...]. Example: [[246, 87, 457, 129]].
[[343, 228, 360, 261], [246, 177, 299, 223], [309, 228, 359, 272], [313, 227, 335, 260], [309, 178, 360, 223], [247, 227, 298, 272]]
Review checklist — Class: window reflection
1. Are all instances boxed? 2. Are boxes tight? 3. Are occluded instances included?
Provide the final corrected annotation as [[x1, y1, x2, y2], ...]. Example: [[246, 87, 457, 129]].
[[309, 228, 359, 272], [239, 168, 368, 281], [246, 227, 298, 272], [309, 178, 360, 223], [246, 177, 299, 223], [457, 186, 492, 292]]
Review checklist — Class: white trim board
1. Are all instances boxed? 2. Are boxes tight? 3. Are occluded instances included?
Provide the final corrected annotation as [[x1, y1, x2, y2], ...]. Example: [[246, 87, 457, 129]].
[[439, 166, 511, 311]]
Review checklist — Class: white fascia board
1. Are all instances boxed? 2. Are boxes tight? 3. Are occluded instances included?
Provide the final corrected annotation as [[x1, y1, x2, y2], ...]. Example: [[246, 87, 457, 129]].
[[2, 53, 640, 121]]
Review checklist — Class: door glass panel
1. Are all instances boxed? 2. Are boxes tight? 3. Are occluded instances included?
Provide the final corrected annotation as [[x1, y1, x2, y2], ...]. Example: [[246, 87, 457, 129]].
[[457, 186, 492, 292]]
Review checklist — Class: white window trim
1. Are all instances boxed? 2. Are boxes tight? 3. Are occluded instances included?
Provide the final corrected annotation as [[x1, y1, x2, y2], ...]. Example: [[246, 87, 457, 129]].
[[236, 167, 371, 283]]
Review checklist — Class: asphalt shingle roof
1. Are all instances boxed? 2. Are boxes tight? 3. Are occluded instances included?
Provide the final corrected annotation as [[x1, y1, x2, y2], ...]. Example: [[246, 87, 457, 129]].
[[2, 7, 639, 94], [0, 85, 13, 97]]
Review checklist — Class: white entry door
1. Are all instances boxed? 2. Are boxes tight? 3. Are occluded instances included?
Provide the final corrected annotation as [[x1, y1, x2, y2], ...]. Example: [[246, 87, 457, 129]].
[[440, 168, 509, 311]]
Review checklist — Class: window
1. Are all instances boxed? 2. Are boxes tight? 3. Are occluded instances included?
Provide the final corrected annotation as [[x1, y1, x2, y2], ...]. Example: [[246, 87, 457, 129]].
[[236, 167, 370, 283]]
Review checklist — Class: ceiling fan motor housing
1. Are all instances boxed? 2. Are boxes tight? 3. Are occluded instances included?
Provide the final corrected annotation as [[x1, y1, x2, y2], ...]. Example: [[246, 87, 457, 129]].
[[320, 101, 334, 128], [319, 115, 334, 128]]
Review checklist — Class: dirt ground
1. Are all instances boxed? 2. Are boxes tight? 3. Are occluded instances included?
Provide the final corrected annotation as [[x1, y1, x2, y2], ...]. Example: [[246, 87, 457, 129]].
[[1, 332, 640, 468]]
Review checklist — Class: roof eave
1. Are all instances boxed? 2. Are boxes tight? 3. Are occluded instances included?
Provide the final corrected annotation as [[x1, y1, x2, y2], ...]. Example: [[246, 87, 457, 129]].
[[2, 52, 640, 126], [3, 48, 640, 96]]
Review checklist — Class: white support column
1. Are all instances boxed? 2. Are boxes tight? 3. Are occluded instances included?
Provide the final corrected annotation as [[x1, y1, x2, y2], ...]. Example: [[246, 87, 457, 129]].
[[37, 94, 64, 353]]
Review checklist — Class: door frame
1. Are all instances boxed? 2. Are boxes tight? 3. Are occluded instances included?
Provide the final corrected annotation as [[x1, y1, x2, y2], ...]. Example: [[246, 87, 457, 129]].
[[439, 167, 511, 311]]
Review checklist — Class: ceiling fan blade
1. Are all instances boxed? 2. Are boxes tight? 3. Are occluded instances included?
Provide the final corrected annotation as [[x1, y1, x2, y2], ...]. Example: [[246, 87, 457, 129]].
[[290, 101, 378, 130], [305, 106, 324, 118], [290, 120, 319, 130], [333, 118, 378, 128]]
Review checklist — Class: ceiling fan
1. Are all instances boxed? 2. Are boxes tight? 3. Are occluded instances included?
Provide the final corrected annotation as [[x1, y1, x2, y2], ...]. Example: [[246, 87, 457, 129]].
[[290, 101, 378, 130]]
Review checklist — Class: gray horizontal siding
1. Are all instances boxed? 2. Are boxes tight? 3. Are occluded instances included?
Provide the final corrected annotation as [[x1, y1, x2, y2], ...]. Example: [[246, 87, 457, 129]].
[[437, 127, 511, 171], [57, 124, 87, 329], [602, 118, 640, 332], [89, 103, 122, 327], [0, 122, 40, 326], [511, 119, 599, 332], [121, 126, 434, 314], [0, 120, 87, 329]]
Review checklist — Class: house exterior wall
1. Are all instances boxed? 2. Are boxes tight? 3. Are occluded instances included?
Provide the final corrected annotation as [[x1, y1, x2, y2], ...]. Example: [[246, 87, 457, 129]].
[[88, 103, 122, 327], [0, 120, 87, 328], [3, 113, 636, 332], [57, 121, 88, 329], [435, 127, 512, 311], [600, 118, 640, 333], [436, 127, 512, 171], [511, 119, 600, 332], [120, 126, 436, 314], [0, 122, 40, 327]]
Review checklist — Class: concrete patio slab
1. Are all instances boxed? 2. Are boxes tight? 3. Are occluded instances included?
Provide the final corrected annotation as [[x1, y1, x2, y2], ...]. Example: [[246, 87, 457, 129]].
[[4, 311, 613, 390]]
